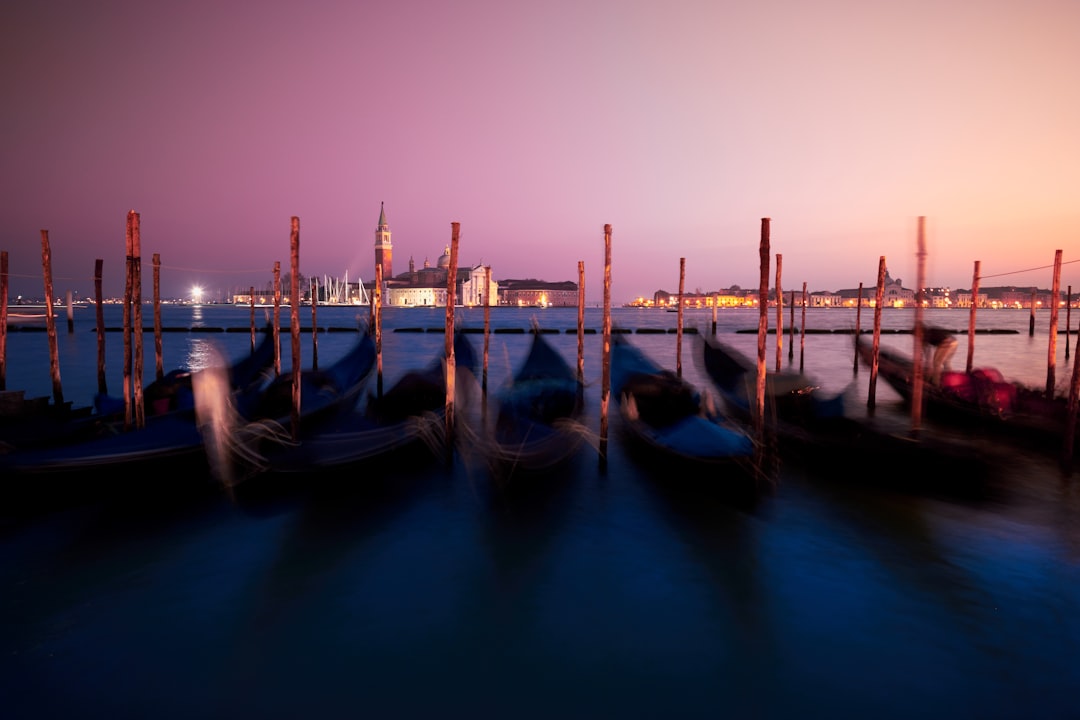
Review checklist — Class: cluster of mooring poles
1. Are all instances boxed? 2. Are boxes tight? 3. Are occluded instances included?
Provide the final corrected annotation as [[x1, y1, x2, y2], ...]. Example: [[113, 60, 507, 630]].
[[3, 213, 1080, 471]]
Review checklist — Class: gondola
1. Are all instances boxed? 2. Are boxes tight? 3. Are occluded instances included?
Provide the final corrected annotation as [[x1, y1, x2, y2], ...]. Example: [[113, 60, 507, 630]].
[[479, 327, 587, 478], [0, 327, 377, 503], [699, 334, 1014, 493], [0, 324, 278, 455], [227, 329, 479, 481], [610, 333, 755, 470], [92, 322, 278, 419], [855, 333, 1075, 453]]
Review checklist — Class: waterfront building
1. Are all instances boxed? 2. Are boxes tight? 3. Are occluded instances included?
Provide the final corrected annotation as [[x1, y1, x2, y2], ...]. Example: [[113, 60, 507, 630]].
[[953, 291, 989, 308], [371, 205, 496, 307], [499, 279, 578, 307], [833, 269, 917, 307], [641, 288, 758, 309]]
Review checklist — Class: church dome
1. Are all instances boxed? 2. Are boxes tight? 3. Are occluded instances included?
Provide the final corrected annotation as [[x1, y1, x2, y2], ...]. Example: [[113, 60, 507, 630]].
[[437, 245, 451, 269]]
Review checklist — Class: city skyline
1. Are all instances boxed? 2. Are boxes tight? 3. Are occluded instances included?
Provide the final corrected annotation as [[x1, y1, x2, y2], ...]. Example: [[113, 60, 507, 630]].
[[3, 0, 1078, 305]]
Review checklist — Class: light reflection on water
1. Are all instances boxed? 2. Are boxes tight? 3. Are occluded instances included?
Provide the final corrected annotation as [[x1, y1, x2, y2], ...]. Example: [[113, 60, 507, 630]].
[[1, 305, 1078, 716], [184, 337, 218, 373]]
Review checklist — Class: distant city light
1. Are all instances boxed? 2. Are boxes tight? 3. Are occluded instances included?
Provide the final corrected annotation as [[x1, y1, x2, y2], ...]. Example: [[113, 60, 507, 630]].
[[191, 285, 203, 304]]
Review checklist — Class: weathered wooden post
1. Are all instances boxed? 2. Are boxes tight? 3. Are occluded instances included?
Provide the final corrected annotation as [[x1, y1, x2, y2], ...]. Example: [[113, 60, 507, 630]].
[[599, 224, 612, 469], [123, 214, 134, 429], [1067, 285, 1073, 361], [249, 286, 256, 355], [712, 293, 718, 335], [800, 281, 807, 373], [483, 265, 492, 395], [775, 253, 783, 373], [40, 230, 63, 407], [853, 283, 863, 372], [0, 251, 7, 391], [374, 263, 383, 397], [868, 257, 886, 411], [967, 261, 980, 372], [1047, 249, 1062, 397], [95, 258, 106, 395], [289, 217, 301, 441], [911, 217, 927, 435], [788, 289, 795, 361], [676, 257, 685, 377], [131, 213, 145, 429], [756, 220, 770, 442], [65, 291, 74, 334], [1063, 329, 1080, 467], [152, 253, 163, 381], [310, 277, 319, 372], [444, 222, 460, 458], [272, 261, 281, 376], [576, 261, 585, 388], [1030, 289, 1037, 337]]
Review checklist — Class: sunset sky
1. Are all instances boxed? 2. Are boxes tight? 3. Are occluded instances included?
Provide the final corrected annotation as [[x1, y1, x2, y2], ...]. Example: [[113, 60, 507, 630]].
[[2, 0, 1078, 303]]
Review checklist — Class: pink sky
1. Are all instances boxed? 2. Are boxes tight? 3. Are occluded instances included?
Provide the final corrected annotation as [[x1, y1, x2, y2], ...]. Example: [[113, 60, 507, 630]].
[[2, 0, 1078, 303]]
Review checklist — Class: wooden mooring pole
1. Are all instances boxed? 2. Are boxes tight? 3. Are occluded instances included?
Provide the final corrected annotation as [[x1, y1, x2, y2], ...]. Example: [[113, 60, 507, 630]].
[[444, 222, 460, 459], [774, 253, 783, 373], [65, 291, 73, 334], [153, 253, 163, 381], [599, 224, 612, 469], [910, 217, 927, 436], [40, 230, 63, 407], [0, 251, 7, 391], [800, 282, 807, 372], [1067, 285, 1073, 362], [867, 257, 886, 411], [853, 283, 863, 373], [123, 215, 134, 429], [1047, 249, 1062, 397], [576, 261, 585, 388], [1030, 289, 1037, 337], [95, 258, 106, 395], [272, 261, 281, 377], [967, 261, 980, 372], [676, 257, 684, 378], [483, 266, 492, 395], [755, 220, 769, 442], [249, 286, 256, 354], [131, 213, 145, 429], [788, 288, 795, 362], [374, 263, 383, 397], [310, 277, 319, 372], [289, 218, 301, 440], [1063, 330, 1080, 468]]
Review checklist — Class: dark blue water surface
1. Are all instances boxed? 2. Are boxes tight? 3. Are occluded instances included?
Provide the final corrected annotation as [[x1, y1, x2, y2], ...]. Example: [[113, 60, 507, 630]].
[[1, 305, 1078, 719]]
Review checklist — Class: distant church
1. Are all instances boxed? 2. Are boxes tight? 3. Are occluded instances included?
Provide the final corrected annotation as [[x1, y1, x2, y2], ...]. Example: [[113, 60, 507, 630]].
[[369, 203, 496, 308]]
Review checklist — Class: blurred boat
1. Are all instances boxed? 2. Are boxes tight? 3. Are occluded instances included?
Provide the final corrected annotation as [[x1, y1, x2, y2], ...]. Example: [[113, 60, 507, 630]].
[[855, 334, 1076, 455], [478, 327, 587, 478], [0, 325, 278, 455], [699, 334, 1014, 494], [227, 329, 479, 482], [610, 333, 756, 471], [0, 327, 377, 507]]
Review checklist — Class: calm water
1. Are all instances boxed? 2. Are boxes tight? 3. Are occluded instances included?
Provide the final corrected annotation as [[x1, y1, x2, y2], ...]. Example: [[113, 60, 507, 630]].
[[1, 305, 1078, 719]]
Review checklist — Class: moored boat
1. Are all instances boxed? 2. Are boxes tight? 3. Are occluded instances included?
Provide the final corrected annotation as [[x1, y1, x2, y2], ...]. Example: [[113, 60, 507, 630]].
[[477, 327, 588, 479], [224, 328, 479, 484], [610, 333, 756, 472], [855, 334, 1076, 455], [0, 326, 377, 509], [698, 333, 1017, 495]]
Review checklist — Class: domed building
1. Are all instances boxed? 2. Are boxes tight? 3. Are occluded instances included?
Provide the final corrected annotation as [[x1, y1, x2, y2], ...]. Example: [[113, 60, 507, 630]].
[[367, 205, 497, 308]]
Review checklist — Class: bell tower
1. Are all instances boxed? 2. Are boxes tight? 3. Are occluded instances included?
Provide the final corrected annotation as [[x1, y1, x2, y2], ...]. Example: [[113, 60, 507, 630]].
[[374, 201, 393, 281]]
